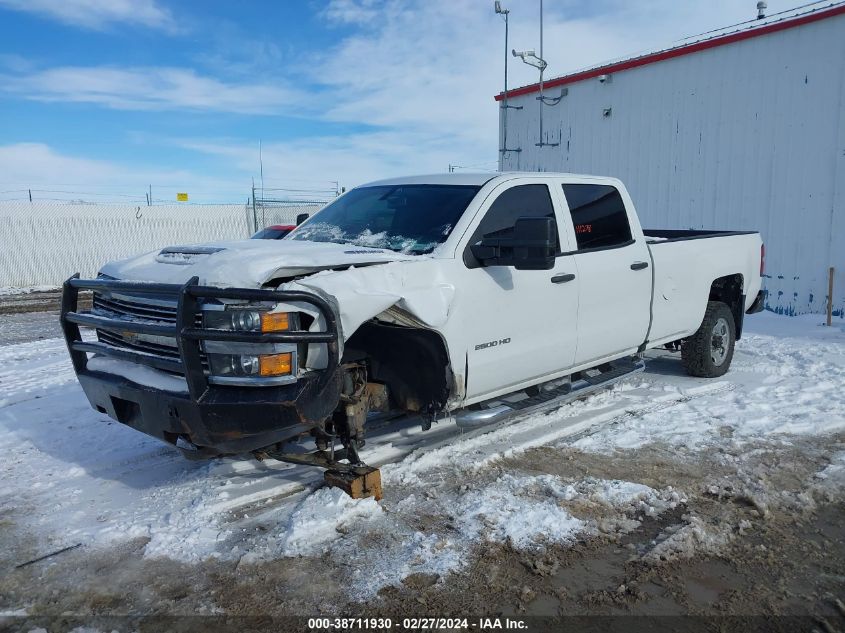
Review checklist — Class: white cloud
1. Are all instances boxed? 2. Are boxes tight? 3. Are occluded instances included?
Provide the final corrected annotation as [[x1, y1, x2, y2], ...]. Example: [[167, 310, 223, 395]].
[[0, 143, 249, 203], [174, 129, 469, 191], [301, 0, 802, 183], [156, 0, 806, 188], [323, 0, 381, 25], [0, 0, 805, 192], [2, 66, 308, 114], [0, 0, 177, 32]]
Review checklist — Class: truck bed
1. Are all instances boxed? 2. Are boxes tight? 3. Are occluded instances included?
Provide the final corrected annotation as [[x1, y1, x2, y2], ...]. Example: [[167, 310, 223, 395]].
[[644, 229, 758, 242], [643, 229, 763, 347]]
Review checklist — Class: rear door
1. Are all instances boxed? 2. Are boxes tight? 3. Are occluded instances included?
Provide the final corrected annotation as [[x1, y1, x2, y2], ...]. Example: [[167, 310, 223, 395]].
[[452, 179, 580, 400], [558, 182, 652, 366]]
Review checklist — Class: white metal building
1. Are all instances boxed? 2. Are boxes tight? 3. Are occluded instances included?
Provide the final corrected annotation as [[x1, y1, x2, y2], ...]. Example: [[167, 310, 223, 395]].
[[498, 3, 845, 316]]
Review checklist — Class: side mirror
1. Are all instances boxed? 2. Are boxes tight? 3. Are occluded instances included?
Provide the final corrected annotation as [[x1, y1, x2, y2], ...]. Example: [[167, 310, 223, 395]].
[[296, 213, 309, 226], [470, 216, 557, 270]]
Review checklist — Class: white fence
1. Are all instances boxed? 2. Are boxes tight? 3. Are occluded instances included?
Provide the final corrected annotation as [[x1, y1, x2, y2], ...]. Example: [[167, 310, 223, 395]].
[[0, 201, 323, 288]]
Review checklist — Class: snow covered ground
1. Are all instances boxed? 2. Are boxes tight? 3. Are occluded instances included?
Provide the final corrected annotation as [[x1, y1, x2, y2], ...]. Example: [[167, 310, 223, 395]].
[[1, 312, 844, 605]]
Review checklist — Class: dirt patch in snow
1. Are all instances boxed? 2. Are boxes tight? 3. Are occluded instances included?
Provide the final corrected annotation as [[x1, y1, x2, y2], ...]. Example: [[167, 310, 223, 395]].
[[355, 437, 845, 623], [3, 435, 844, 627]]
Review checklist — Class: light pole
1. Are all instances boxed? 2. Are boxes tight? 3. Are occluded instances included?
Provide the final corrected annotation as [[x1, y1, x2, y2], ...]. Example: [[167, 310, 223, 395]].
[[512, 0, 560, 147], [495, 1, 521, 168]]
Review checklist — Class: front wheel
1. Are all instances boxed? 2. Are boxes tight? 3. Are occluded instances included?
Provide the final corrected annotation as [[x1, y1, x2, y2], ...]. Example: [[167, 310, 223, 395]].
[[681, 301, 736, 378]]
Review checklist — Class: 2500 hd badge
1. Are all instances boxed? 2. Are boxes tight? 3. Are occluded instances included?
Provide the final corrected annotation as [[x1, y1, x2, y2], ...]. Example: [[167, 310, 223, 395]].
[[475, 337, 511, 351]]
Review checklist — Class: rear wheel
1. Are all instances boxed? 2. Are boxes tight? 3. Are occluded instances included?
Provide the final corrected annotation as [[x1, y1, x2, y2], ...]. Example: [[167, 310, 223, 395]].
[[681, 301, 736, 378]]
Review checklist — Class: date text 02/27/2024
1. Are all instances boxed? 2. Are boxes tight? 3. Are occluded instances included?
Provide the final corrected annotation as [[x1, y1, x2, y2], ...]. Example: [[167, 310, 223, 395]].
[[307, 616, 528, 630]]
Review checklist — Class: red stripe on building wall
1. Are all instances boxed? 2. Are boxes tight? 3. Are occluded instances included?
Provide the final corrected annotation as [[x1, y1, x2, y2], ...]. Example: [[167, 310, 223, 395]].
[[494, 4, 845, 102]]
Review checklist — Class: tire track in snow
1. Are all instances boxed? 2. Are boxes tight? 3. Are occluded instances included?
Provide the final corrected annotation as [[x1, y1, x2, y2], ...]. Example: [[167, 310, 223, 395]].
[[231, 381, 736, 524]]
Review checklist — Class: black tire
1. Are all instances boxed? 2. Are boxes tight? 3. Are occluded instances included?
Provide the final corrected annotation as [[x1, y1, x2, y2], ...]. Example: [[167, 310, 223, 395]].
[[681, 301, 736, 378]]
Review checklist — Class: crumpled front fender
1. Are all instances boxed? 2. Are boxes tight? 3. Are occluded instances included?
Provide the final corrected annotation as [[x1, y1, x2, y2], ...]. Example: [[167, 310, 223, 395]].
[[279, 260, 456, 369]]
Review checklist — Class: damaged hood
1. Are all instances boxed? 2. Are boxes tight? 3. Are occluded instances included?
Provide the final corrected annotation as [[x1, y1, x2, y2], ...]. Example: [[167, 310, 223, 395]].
[[99, 238, 416, 287], [100, 239, 456, 368]]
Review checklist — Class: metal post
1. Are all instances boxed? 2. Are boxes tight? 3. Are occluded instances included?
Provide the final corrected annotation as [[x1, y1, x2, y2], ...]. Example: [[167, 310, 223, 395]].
[[828, 267, 835, 327], [538, 0, 544, 144], [251, 182, 258, 232], [502, 9, 509, 169]]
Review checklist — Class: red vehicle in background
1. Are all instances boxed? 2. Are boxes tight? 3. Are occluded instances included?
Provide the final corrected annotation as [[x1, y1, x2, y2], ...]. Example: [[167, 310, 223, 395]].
[[251, 224, 296, 240]]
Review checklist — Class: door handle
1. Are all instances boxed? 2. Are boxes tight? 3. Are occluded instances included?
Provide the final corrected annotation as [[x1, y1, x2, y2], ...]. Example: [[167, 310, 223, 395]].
[[630, 261, 649, 271], [551, 273, 576, 284]]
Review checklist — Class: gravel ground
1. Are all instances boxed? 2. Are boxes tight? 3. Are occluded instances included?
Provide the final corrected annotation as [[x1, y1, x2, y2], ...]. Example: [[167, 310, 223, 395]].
[[0, 289, 90, 316], [0, 310, 62, 345]]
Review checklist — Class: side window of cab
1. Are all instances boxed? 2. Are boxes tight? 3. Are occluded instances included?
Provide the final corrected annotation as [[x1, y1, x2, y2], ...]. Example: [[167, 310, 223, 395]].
[[562, 184, 633, 251], [464, 184, 559, 268]]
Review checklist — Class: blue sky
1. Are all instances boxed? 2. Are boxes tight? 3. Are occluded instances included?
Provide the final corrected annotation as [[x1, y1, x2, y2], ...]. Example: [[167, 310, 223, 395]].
[[0, 0, 800, 203]]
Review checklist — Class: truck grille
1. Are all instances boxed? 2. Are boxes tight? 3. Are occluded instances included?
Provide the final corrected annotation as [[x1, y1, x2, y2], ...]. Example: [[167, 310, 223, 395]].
[[92, 292, 208, 374]]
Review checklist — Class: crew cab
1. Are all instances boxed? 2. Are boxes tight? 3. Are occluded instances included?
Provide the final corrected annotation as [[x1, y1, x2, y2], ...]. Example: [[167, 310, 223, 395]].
[[61, 173, 764, 488]]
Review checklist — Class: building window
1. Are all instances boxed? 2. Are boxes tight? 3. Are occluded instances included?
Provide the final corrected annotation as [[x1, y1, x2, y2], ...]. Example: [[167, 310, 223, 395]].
[[562, 184, 632, 250]]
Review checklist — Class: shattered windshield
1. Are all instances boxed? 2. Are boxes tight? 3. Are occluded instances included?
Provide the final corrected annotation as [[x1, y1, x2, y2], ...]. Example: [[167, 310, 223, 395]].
[[288, 184, 481, 254]]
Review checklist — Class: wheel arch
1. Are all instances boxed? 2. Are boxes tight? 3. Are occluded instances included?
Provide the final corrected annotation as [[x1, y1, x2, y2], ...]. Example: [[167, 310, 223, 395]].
[[709, 273, 745, 339], [341, 320, 453, 414]]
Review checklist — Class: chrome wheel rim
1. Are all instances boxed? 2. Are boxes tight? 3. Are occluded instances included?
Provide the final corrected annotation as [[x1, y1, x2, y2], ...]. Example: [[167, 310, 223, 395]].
[[710, 317, 729, 366]]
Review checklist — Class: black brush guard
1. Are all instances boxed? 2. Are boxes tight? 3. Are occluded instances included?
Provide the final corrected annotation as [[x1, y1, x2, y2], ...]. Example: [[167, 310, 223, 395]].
[[60, 274, 342, 457]]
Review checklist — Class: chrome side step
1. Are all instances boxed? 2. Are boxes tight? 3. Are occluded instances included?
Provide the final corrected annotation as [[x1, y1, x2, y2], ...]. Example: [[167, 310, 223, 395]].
[[454, 357, 645, 429]]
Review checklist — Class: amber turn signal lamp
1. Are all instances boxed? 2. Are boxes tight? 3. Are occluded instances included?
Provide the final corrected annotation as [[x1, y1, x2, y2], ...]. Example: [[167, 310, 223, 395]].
[[260, 312, 290, 332], [259, 352, 293, 377]]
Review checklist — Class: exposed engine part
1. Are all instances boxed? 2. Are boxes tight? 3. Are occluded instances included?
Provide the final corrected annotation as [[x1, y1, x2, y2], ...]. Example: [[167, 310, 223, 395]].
[[339, 362, 368, 447], [341, 321, 451, 414], [256, 363, 390, 499]]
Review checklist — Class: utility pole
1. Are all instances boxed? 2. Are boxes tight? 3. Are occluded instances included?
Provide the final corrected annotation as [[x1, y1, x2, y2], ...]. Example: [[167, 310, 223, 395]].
[[495, 2, 522, 168]]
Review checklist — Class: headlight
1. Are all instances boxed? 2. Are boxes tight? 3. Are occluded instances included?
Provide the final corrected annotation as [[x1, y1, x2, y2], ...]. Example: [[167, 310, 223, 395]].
[[207, 352, 293, 378], [203, 306, 298, 384], [204, 308, 293, 333]]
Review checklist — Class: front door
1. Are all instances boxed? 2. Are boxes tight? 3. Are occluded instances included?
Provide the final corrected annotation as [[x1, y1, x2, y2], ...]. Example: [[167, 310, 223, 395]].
[[452, 180, 580, 400]]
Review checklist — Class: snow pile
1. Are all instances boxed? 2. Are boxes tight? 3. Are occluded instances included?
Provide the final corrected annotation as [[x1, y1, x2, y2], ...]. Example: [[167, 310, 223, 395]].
[[340, 473, 592, 598], [643, 514, 733, 563], [454, 475, 586, 549], [540, 476, 687, 537], [278, 487, 384, 557], [268, 472, 683, 599], [812, 451, 845, 501]]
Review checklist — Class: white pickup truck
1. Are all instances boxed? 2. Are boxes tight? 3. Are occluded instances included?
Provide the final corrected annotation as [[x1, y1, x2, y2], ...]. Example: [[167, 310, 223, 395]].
[[61, 173, 764, 491]]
